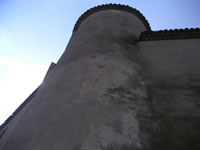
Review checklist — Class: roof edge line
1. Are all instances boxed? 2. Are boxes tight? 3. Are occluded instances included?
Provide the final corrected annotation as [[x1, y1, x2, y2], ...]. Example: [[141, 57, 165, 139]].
[[140, 28, 200, 41], [73, 3, 151, 32]]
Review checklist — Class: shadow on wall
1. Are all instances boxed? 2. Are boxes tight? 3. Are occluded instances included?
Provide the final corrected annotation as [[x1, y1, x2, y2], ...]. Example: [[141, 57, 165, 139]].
[[147, 79, 200, 150]]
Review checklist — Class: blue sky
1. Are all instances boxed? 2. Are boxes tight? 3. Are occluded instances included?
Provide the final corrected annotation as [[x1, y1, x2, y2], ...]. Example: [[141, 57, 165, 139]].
[[0, 0, 200, 125]]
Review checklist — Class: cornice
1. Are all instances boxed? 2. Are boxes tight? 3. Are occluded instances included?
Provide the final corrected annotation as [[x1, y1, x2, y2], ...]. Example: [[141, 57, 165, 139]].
[[140, 28, 200, 41], [73, 4, 151, 32]]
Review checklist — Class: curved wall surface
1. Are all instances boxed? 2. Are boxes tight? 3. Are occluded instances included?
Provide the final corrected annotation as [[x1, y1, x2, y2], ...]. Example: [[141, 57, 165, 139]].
[[0, 4, 151, 150], [57, 8, 147, 65], [1, 4, 200, 150]]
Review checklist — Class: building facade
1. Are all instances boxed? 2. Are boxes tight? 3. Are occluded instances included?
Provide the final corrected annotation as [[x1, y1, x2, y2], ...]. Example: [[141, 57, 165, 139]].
[[0, 4, 200, 150]]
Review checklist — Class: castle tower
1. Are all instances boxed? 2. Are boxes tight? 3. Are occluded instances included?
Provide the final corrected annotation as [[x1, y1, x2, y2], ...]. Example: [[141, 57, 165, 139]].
[[0, 4, 151, 150], [1, 4, 200, 150]]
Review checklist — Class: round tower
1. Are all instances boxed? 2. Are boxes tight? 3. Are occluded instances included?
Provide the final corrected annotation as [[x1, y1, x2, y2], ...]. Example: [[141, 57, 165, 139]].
[[0, 4, 152, 150]]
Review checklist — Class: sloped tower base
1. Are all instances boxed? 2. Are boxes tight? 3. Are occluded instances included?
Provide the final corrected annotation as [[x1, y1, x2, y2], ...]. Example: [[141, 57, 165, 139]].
[[1, 4, 200, 150]]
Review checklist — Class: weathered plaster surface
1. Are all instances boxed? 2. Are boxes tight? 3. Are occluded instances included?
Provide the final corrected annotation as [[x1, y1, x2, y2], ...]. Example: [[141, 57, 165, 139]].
[[0, 9, 151, 150], [1, 7, 200, 150]]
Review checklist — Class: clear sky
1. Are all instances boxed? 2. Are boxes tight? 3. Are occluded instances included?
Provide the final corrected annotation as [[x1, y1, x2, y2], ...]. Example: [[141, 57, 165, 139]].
[[0, 0, 200, 125]]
